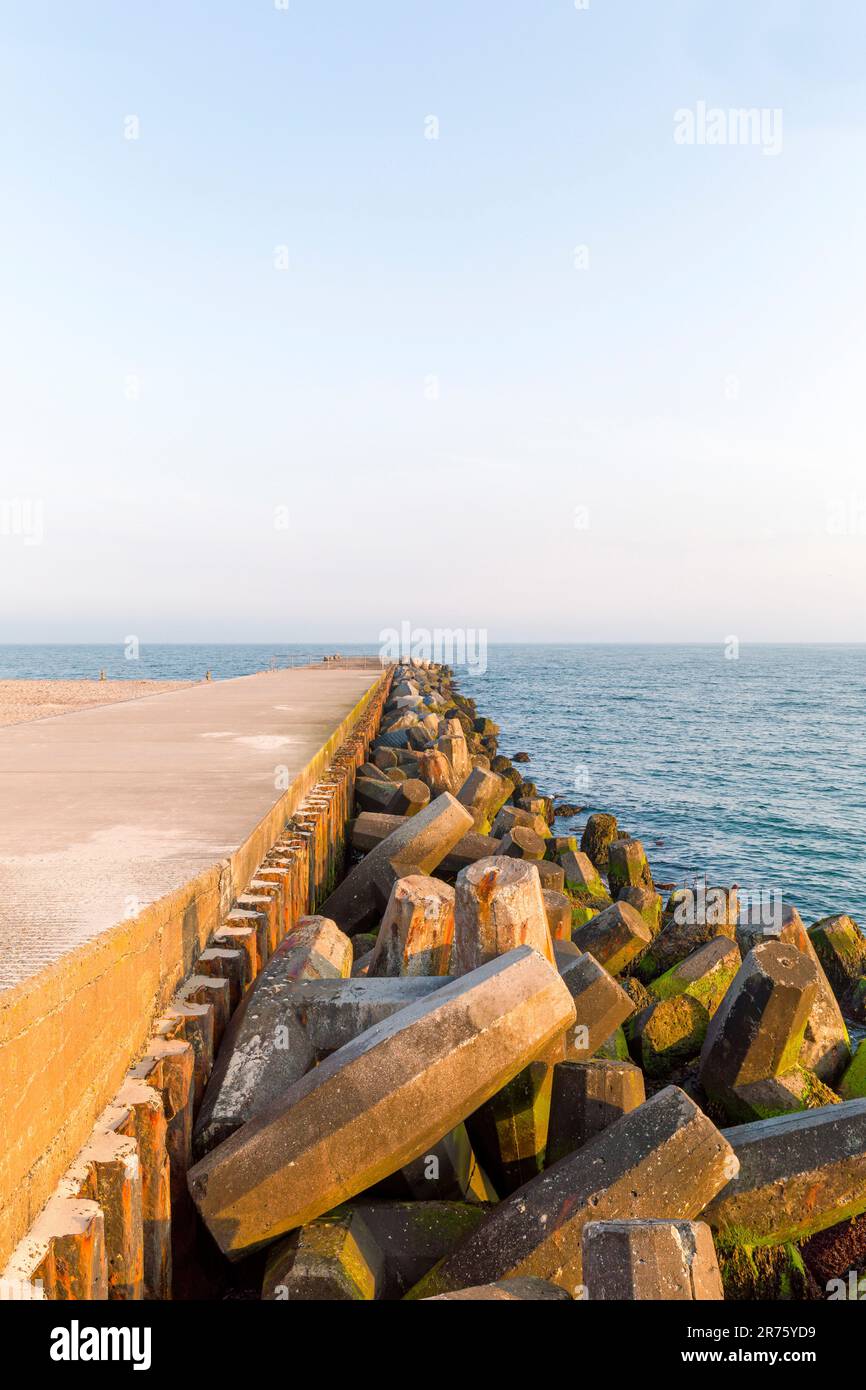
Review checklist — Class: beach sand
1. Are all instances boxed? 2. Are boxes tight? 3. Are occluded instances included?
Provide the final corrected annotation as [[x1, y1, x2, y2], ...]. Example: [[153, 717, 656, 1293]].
[[0, 679, 196, 727]]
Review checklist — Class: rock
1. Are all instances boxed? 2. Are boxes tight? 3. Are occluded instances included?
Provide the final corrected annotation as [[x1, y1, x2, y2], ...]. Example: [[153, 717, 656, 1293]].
[[631, 995, 709, 1079], [349, 1201, 487, 1298], [649, 936, 741, 1015], [500, 826, 546, 861], [617, 886, 663, 937], [608, 839, 654, 896], [702, 1099, 866, 1246], [474, 717, 499, 738], [698, 941, 820, 1122], [546, 1060, 646, 1164], [572, 900, 653, 976], [553, 804, 582, 819], [555, 951, 635, 1059], [455, 768, 511, 833], [318, 792, 473, 934], [801, 1212, 866, 1287], [188, 946, 576, 1259], [582, 1219, 724, 1301], [437, 733, 472, 788], [452, 857, 555, 975], [367, 875, 454, 977], [580, 813, 619, 870], [262, 1210, 384, 1300], [542, 889, 573, 941], [193, 974, 448, 1157], [404, 1087, 738, 1298], [512, 752, 531, 764], [808, 914, 866, 1002], [423, 1278, 570, 1300]]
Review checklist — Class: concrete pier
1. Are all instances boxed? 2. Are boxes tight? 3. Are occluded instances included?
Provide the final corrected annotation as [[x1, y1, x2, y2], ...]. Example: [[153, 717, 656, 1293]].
[[0, 665, 387, 1270]]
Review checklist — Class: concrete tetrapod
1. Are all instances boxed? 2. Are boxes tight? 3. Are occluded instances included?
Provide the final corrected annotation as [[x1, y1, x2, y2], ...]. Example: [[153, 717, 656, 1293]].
[[405, 1086, 737, 1298], [188, 946, 576, 1259]]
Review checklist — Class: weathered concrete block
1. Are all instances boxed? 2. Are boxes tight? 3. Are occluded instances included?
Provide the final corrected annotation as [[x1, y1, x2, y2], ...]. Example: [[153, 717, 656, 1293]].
[[630, 995, 709, 1079], [319, 792, 473, 933], [555, 951, 635, 1060], [535, 860, 565, 893], [405, 1086, 737, 1298], [262, 1210, 385, 1300], [456, 768, 511, 833], [736, 902, 850, 1084], [698, 941, 819, 1119], [618, 886, 663, 937], [195, 947, 246, 1012], [808, 914, 866, 1001], [365, 1123, 494, 1204], [560, 848, 606, 897], [491, 805, 550, 841], [702, 1100, 866, 1246], [439, 831, 503, 875], [368, 875, 454, 977], [188, 946, 576, 1258], [387, 779, 430, 817], [213, 922, 259, 985], [572, 900, 652, 975], [4, 1197, 107, 1301], [542, 889, 573, 941], [453, 857, 555, 975], [356, 775, 403, 813], [582, 1219, 723, 1301], [181, 974, 231, 1051], [649, 935, 740, 1015], [547, 1059, 646, 1164], [580, 813, 618, 869], [500, 826, 546, 861], [608, 839, 654, 896], [350, 811, 405, 852], [350, 1200, 486, 1298], [423, 1277, 571, 1300], [79, 1127, 144, 1300], [109, 1079, 171, 1300], [466, 1060, 553, 1194], [416, 748, 457, 796], [731, 1066, 841, 1119], [271, 915, 353, 981], [838, 1039, 866, 1101], [635, 915, 737, 985]]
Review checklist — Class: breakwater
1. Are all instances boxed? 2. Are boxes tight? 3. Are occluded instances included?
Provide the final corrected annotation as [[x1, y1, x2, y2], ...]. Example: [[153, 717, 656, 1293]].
[[7, 660, 866, 1301]]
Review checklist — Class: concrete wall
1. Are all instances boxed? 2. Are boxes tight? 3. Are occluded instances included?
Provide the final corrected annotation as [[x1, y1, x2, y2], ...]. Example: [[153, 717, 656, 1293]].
[[0, 671, 389, 1271]]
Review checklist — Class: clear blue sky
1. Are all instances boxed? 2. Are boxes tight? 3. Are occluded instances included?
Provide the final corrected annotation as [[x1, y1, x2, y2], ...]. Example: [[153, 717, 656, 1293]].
[[2, 1, 865, 643]]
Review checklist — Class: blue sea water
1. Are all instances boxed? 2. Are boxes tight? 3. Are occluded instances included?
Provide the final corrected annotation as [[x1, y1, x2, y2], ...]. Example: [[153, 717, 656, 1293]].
[[2, 642, 865, 926]]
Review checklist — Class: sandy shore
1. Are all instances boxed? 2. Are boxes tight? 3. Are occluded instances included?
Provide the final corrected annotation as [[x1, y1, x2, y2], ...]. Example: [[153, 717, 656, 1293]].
[[0, 679, 196, 727]]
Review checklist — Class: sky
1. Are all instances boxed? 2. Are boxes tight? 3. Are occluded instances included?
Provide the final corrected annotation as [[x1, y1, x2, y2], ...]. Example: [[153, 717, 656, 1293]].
[[1, 0, 865, 644]]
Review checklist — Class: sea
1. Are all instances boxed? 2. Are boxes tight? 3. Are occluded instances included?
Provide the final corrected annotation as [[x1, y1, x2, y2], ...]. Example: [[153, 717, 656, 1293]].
[[2, 641, 865, 927]]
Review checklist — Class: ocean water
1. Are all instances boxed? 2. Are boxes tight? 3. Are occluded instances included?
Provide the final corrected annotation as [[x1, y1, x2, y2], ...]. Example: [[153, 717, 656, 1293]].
[[2, 642, 865, 926], [471, 644, 866, 928]]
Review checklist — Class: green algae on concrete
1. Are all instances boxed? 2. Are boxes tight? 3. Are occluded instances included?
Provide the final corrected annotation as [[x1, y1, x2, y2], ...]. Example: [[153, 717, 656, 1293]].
[[649, 936, 741, 1015], [717, 1239, 818, 1302], [838, 1040, 866, 1101], [466, 1060, 553, 1195], [631, 995, 709, 1078]]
